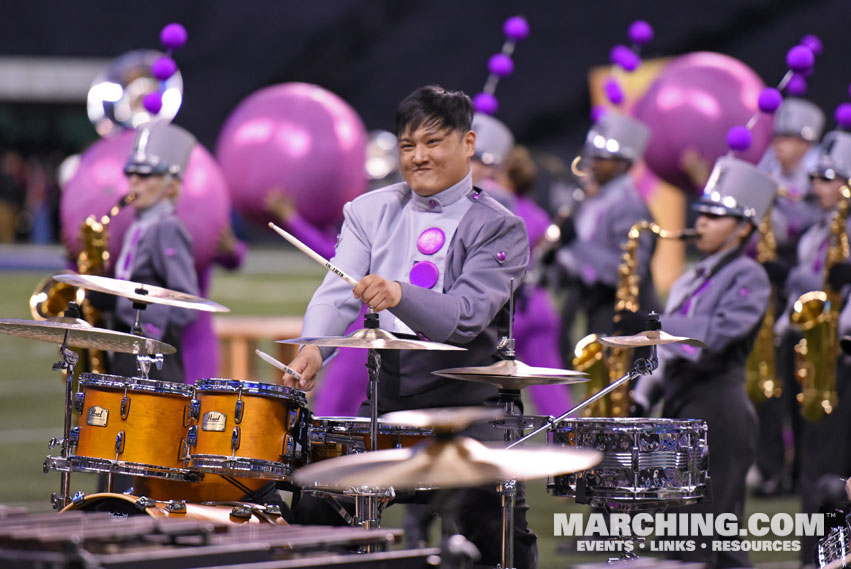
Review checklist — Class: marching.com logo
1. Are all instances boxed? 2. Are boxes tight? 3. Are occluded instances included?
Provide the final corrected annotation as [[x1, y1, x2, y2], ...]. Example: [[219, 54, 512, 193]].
[[554, 513, 825, 554]]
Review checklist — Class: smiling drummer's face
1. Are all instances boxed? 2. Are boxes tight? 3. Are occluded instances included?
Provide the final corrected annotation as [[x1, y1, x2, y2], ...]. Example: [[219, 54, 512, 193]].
[[398, 122, 475, 197]]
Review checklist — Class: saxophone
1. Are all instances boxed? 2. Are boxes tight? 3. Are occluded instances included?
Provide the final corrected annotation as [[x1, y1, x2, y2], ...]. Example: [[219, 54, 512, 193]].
[[573, 221, 695, 416], [745, 213, 781, 402], [790, 185, 850, 422], [29, 193, 135, 371]]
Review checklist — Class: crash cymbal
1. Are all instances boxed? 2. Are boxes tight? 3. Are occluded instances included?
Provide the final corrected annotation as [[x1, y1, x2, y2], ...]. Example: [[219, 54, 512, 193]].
[[52, 274, 229, 313], [598, 330, 707, 349], [0, 317, 176, 355], [293, 436, 602, 491], [432, 359, 588, 390], [278, 327, 465, 351], [381, 407, 504, 431]]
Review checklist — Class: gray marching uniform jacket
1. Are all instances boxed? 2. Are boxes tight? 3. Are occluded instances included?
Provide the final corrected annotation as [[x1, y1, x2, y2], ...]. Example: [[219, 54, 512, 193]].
[[301, 171, 529, 412]]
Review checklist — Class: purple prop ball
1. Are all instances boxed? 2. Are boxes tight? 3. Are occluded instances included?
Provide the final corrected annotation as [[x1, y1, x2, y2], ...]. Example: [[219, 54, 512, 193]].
[[488, 53, 515, 78], [633, 52, 772, 195], [785, 73, 808, 96], [835, 103, 851, 130], [216, 83, 368, 228], [727, 126, 753, 152], [142, 92, 163, 115], [610, 45, 640, 72], [151, 56, 177, 81], [786, 45, 815, 74], [757, 88, 783, 113], [590, 105, 607, 123], [503, 16, 530, 41], [800, 34, 823, 57], [473, 92, 499, 115], [604, 78, 624, 105], [160, 23, 188, 51], [60, 130, 230, 272], [628, 20, 653, 45]]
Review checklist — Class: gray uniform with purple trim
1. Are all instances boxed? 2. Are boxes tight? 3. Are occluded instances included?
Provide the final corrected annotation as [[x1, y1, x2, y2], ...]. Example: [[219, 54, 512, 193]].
[[301, 169, 529, 410]]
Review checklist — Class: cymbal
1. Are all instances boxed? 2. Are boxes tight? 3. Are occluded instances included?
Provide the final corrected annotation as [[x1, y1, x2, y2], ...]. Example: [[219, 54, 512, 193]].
[[432, 359, 589, 390], [278, 327, 465, 351], [0, 317, 176, 355], [293, 436, 602, 491], [598, 330, 707, 349], [52, 274, 229, 313], [381, 407, 504, 431]]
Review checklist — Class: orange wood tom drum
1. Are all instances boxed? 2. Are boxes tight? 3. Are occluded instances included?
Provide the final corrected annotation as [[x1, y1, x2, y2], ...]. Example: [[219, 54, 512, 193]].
[[70, 373, 195, 480], [308, 416, 434, 462], [61, 493, 288, 525], [188, 379, 308, 480]]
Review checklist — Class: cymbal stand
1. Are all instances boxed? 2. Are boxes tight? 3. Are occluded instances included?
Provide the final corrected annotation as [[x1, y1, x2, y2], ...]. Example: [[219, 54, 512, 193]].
[[497, 279, 520, 569], [507, 313, 662, 449], [130, 287, 150, 336], [50, 305, 81, 510], [363, 308, 382, 540]]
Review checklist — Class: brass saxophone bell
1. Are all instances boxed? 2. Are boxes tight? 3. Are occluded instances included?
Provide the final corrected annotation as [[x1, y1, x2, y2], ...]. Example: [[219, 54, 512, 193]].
[[87, 49, 184, 138]]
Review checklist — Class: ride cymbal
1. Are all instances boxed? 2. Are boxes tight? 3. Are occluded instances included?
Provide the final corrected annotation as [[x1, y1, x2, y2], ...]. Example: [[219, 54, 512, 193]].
[[432, 359, 588, 390]]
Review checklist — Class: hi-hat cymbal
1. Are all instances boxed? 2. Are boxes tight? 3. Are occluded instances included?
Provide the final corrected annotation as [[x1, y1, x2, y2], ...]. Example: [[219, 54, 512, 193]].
[[381, 407, 504, 431], [278, 327, 465, 351], [598, 330, 707, 349], [0, 317, 176, 355], [52, 274, 229, 313], [432, 359, 588, 390], [293, 436, 602, 491]]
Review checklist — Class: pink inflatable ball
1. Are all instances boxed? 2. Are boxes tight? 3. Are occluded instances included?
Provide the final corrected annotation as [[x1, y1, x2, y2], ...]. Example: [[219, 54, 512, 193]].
[[60, 129, 231, 273], [633, 52, 772, 195], [215, 83, 368, 228]]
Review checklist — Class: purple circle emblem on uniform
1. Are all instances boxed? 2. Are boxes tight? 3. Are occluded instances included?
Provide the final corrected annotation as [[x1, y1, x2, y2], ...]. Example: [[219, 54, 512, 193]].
[[417, 227, 445, 255], [410, 261, 440, 289]]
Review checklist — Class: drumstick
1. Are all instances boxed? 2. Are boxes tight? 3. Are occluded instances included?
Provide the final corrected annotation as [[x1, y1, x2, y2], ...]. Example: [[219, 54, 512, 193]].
[[268, 222, 358, 286], [255, 348, 303, 382]]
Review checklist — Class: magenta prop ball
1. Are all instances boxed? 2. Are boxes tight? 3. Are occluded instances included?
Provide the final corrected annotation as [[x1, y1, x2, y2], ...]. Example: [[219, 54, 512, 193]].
[[785, 73, 808, 96], [727, 126, 753, 152], [835, 103, 851, 130], [488, 53, 515, 78], [633, 52, 771, 194], [757, 88, 783, 113], [628, 20, 653, 45], [786, 45, 814, 74], [590, 105, 607, 123], [60, 129, 231, 273], [142, 92, 163, 115], [216, 83, 368, 228], [800, 34, 823, 57], [160, 23, 188, 50], [604, 78, 624, 105], [473, 92, 499, 115], [503, 16, 530, 41], [151, 56, 177, 81]]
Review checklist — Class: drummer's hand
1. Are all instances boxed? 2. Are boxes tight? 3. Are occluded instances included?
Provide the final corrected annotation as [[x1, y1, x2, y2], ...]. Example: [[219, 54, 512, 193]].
[[287, 345, 322, 391], [353, 274, 402, 312]]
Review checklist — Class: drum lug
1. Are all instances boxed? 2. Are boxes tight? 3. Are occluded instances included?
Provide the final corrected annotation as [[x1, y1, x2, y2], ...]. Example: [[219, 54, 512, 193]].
[[265, 504, 282, 517], [73, 391, 85, 414], [71, 491, 86, 505], [189, 399, 200, 421], [234, 397, 244, 424], [135, 496, 156, 511], [165, 500, 187, 514], [282, 434, 294, 459], [230, 505, 252, 520], [69, 426, 79, 447], [114, 430, 125, 457], [287, 408, 300, 430], [120, 395, 131, 420], [186, 426, 197, 447], [231, 426, 241, 452]]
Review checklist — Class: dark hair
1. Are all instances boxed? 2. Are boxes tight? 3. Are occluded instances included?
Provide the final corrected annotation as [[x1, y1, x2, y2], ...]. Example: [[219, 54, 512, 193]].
[[395, 85, 473, 138], [503, 145, 538, 196]]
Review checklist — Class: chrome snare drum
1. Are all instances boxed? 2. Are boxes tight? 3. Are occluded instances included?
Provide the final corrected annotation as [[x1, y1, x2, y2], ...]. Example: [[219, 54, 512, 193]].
[[65, 373, 195, 480], [550, 417, 708, 509], [188, 379, 309, 480], [308, 416, 433, 462]]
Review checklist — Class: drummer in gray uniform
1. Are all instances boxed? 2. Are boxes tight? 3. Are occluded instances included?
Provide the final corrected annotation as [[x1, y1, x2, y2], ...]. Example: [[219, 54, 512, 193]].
[[287, 85, 536, 568], [752, 98, 825, 497], [776, 130, 851, 564], [108, 122, 200, 382], [555, 112, 658, 354], [630, 156, 776, 569]]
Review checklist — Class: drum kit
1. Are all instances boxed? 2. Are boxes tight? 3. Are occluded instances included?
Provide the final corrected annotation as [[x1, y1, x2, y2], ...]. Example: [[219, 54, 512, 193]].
[[0, 233, 712, 569]]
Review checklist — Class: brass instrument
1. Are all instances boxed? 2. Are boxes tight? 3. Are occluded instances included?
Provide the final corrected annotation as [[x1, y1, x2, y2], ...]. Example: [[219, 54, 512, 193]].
[[573, 221, 696, 416], [790, 185, 851, 422], [746, 213, 781, 402], [29, 193, 135, 372]]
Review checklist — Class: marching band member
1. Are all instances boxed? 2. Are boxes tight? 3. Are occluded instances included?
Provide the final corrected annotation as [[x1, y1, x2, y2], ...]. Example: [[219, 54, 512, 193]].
[[106, 122, 200, 383], [630, 157, 777, 569], [286, 85, 536, 568], [554, 112, 658, 353], [753, 97, 825, 497]]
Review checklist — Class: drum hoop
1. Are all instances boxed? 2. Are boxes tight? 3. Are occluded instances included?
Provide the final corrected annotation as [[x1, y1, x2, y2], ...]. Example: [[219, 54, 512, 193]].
[[62, 455, 198, 482], [310, 416, 434, 434], [79, 373, 193, 397], [553, 417, 707, 432], [195, 378, 308, 406], [189, 454, 293, 480]]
